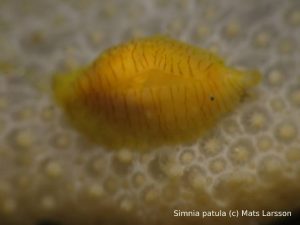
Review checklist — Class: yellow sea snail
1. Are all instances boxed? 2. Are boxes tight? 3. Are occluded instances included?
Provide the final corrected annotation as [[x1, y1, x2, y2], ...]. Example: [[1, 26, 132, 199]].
[[53, 36, 261, 150]]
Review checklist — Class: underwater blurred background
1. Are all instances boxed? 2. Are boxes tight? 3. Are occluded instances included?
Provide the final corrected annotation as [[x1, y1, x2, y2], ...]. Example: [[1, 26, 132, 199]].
[[0, 0, 300, 224]]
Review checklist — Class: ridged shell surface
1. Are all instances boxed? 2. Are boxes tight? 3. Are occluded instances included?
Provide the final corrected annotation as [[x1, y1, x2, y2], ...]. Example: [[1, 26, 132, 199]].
[[53, 36, 260, 150]]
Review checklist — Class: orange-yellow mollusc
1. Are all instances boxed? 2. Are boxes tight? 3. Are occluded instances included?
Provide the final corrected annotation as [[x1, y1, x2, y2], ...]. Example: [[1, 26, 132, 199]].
[[53, 36, 261, 150]]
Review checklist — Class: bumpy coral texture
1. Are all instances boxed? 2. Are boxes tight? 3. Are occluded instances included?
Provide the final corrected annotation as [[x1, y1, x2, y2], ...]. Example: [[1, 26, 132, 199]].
[[0, 0, 299, 225]]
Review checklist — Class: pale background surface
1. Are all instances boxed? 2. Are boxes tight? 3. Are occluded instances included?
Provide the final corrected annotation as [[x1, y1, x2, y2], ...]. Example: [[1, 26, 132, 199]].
[[0, 0, 299, 224]]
